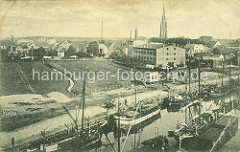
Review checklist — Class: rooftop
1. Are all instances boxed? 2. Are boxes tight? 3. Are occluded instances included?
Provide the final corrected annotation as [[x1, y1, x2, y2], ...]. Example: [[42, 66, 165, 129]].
[[134, 43, 164, 49]]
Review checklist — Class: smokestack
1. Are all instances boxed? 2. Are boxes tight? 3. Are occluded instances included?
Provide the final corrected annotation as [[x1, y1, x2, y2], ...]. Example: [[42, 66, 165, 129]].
[[10, 35, 13, 52], [135, 25, 138, 40], [11, 35, 13, 42], [101, 21, 103, 41], [130, 30, 132, 40]]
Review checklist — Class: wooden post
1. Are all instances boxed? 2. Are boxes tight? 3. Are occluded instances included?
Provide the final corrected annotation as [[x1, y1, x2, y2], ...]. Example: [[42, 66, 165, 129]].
[[117, 97, 120, 152], [179, 136, 182, 149], [198, 59, 201, 98], [185, 107, 188, 124], [188, 57, 191, 94], [11, 137, 15, 151], [81, 72, 86, 130]]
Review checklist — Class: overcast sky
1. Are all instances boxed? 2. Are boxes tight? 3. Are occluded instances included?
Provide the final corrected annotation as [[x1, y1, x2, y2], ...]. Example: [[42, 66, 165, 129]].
[[1, 0, 240, 39]]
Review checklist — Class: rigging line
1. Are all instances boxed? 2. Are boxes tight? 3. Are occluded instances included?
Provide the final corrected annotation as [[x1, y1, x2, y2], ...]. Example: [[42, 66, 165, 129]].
[[120, 100, 141, 152], [43, 119, 55, 132], [210, 118, 232, 152], [62, 105, 78, 130], [105, 133, 116, 152]]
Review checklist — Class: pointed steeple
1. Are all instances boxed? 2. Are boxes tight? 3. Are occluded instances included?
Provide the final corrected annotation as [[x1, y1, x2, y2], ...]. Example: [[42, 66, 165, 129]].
[[160, 4, 167, 39]]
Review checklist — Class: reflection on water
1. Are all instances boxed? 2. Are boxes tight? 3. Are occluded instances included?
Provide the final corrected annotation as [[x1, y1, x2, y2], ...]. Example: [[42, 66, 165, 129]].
[[99, 90, 239, 152]]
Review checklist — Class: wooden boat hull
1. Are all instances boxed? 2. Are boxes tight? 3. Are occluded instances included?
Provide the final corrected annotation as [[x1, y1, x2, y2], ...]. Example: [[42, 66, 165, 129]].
[[115, 108, 161, 134]]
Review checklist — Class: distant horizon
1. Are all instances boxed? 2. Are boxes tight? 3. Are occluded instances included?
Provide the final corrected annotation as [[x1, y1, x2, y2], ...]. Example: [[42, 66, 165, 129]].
[[2, 35, 240, 41], [1, 0, 240, 39]]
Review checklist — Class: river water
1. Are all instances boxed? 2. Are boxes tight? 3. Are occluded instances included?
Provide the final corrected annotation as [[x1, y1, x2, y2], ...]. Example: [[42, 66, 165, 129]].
[[99, 89, 240, 152]]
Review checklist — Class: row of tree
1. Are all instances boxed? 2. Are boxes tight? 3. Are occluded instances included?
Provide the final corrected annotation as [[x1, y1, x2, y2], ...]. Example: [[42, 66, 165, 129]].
[[148, 37, 206, 47]]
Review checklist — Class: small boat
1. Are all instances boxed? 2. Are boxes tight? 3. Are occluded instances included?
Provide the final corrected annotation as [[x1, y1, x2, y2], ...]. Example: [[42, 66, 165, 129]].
[[210, 92, 222, 98], [168, 102, 215, 148], [140, 135, 169, 151], [187, 115, 238, 151], [55, 130, 102, 151]]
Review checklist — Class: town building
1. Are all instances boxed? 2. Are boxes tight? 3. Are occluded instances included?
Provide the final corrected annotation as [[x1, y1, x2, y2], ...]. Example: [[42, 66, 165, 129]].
[[133, 43, 185, 68], [202, 53, 224, 67], [99, 43, 109, 57], [38, 37, 56, 44], [184, 44, 210, 56], [0, 45, 6, 50], [214, 39, 240, 50], [17, 39, 34, 44]]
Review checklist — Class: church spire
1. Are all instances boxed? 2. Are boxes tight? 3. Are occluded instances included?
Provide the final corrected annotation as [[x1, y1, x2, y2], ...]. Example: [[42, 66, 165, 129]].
[[162, 4, 165, 20], [160, 4, 167, 39]]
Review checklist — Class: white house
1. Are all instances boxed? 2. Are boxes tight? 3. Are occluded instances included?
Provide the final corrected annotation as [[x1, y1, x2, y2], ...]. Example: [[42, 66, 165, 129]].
[[99, 44, 108, 55], [17, 39, 33, 44], [185, 44, 209, 56]]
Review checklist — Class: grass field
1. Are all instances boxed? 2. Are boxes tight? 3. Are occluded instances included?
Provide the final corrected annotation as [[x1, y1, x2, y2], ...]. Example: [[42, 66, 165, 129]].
[[0, 59, 135, 131], [1, 60, 134, 96], [1, 61, 70, 96], [1, 62, 32, 96], [18, 61, 69, 95], [48, 59, 133, 95]]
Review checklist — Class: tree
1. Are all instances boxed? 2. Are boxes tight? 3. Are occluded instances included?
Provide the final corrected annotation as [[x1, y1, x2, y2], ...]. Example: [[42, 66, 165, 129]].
[[109, 50, 126, 59], [148, 37, 205, 47], [45, 49, 57, 58], [0, 49, 8, 62], [65, 45, 76, 58], [77, 51, 89, 58], [212, 48, 220, 55], [86, 41, 99, 56], [29, 47, 45, 61], [198, 36, 213, 43]]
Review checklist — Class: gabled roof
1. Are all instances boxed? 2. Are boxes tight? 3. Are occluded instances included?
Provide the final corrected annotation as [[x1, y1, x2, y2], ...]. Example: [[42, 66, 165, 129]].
[[21, 45, 28, 49], [35, 42, 50, 48], [215, 39, 240, 47], [209, 47, 235, 55], [184, 44, 195, 49], [134, 43, 164, 49]]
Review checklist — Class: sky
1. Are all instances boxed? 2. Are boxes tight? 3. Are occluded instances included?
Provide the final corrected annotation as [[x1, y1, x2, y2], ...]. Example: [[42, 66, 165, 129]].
[[1, 0, 240, 39]]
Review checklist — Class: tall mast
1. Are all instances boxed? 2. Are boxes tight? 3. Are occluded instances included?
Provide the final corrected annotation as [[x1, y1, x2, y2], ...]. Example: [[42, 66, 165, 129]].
[[117, 94, 121, 152], [188, 57, 191, 97], [198, 59, 201, 99], [81, 73, 86, 130]]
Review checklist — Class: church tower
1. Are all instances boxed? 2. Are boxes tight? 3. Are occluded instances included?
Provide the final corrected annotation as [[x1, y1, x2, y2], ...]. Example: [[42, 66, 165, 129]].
[[160, 5, 167, 39]]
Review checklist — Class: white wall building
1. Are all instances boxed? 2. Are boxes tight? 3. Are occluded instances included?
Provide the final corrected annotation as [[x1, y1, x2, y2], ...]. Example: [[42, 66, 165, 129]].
[[133, 43, 186, 68]]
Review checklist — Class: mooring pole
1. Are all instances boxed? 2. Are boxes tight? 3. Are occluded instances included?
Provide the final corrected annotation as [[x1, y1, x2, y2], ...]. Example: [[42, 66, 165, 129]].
[[117, 97, 121, 152], [11, 137, 15, 151], [81, 72, 86, 130], [198, 59, 201, 98], [188, 56, 191, 96]]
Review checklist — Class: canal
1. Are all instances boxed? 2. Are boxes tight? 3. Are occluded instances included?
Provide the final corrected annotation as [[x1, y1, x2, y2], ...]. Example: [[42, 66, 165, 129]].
[[99, 89, 240, 152]]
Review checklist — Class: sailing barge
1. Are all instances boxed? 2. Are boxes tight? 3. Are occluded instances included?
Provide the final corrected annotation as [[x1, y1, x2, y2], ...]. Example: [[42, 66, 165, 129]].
[[115, 102, 161, 134]]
